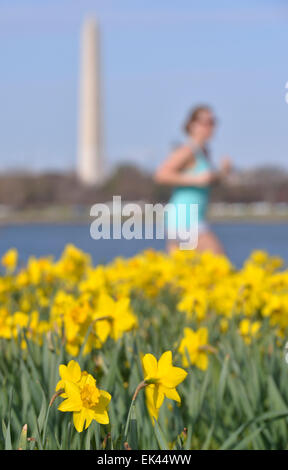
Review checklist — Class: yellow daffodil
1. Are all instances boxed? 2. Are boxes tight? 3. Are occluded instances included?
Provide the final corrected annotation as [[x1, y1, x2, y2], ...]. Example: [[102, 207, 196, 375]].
[[1, 244, 288, 360], [239, 319, 261, 344], [145, 385, 160, 421], [178, 327, 210, 370], [177, 290, 208, 320], [220, 318, 229, 333], [94, 293, 138, 343], [1, 248, 18, 273], [56, 360, 82, 397], [142, 351, 187, 418], [57, 361, 111, 432]]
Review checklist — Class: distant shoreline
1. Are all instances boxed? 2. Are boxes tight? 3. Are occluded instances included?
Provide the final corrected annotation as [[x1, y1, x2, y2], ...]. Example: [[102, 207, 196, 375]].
[[0, 202, 287, 226]]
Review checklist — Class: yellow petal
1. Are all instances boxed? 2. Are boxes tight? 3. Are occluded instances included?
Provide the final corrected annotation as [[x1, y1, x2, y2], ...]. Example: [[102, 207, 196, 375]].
[[59, 364, 69, 381], [197, 327, 208, 345], [94, 320, 111, 344], [155, 386, 165, 409], [65, 380, 81, 396], [161, 367, 187, 388], [83, 409, 95, 429], [196, 353, 208, 371], [79, 372, 96, 388], [98, 389, 112, 407], [59, 361, 81, 383], [55, 380, 65, 391], [183, 328, 195, 340], [67, 360, 81, 382], [73, 409, 87, 432], [240, 319, 250, 335], [157, 351, 172, 375], [55, 380, 67, 397], [58, 397, 82, 412], [97, 293, 115, 316], [142, 353, 158, 379], [93, 409, 109, 425], [145, 386, 160, 421], [163, 387, 181, 403], [251, 322, 260, 335], [92, 391, 111, 417]]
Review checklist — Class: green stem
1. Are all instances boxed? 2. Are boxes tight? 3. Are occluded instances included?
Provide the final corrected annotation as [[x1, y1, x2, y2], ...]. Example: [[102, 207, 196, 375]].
[[124, 381, 147, 438], [43, 388, 65, 448]]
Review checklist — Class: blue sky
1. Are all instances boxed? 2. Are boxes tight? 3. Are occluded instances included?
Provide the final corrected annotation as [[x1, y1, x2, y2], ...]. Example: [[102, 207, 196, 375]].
[[0, 0, 287, 172]]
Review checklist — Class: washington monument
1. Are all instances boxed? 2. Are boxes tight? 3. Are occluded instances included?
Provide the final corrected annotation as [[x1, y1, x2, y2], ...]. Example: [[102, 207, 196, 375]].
[[77, 18, 103, 186]]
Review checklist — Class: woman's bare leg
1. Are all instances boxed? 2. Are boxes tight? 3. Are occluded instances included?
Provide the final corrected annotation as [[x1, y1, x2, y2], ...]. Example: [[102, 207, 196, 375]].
[[166, 231, 225, 255], [197, 230, 225, 255]]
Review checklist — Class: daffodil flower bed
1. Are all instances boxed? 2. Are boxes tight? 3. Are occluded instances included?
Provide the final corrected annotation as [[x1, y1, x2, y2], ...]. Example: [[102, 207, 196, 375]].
[[1, 245, 288, 449]]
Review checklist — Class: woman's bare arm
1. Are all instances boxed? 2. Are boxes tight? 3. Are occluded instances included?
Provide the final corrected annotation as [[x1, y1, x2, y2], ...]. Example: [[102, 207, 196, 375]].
[[154, 145, 213, 187]]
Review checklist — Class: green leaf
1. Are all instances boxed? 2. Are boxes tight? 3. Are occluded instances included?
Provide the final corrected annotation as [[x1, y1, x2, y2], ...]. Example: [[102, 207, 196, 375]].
[[233, 427, 264, 450], [3, 419, 12, 450], [216, 354, 229, 413], [219, 421, 250, 450], [153, 419, 169, 450]]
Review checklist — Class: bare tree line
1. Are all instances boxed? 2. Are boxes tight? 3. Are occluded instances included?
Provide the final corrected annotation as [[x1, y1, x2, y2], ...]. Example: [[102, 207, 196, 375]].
[[0, 164, 287, 209]]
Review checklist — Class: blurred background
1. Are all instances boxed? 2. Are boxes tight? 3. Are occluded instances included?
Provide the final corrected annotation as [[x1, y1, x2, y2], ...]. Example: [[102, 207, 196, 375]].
[[0, 0, 287, 266]]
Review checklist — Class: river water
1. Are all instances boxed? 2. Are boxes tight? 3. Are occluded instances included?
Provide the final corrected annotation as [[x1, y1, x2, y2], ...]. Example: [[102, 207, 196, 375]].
[[0, 222, 287, 268]]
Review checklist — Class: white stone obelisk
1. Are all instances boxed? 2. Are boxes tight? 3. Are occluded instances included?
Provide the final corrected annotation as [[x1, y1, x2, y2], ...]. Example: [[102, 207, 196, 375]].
[[77, 18, 103, 186]]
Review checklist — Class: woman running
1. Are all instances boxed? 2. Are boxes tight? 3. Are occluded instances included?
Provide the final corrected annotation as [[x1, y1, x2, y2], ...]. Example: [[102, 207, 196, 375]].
[[154, 105, 231, 254]]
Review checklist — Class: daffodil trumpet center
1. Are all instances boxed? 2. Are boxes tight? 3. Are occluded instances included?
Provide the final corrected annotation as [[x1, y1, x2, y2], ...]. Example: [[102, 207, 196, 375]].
[[80, 384, 101, 408]]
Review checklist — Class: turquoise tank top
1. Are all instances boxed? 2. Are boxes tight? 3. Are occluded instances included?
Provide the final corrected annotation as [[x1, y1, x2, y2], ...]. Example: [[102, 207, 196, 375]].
[[165, 141, 212, 231]]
